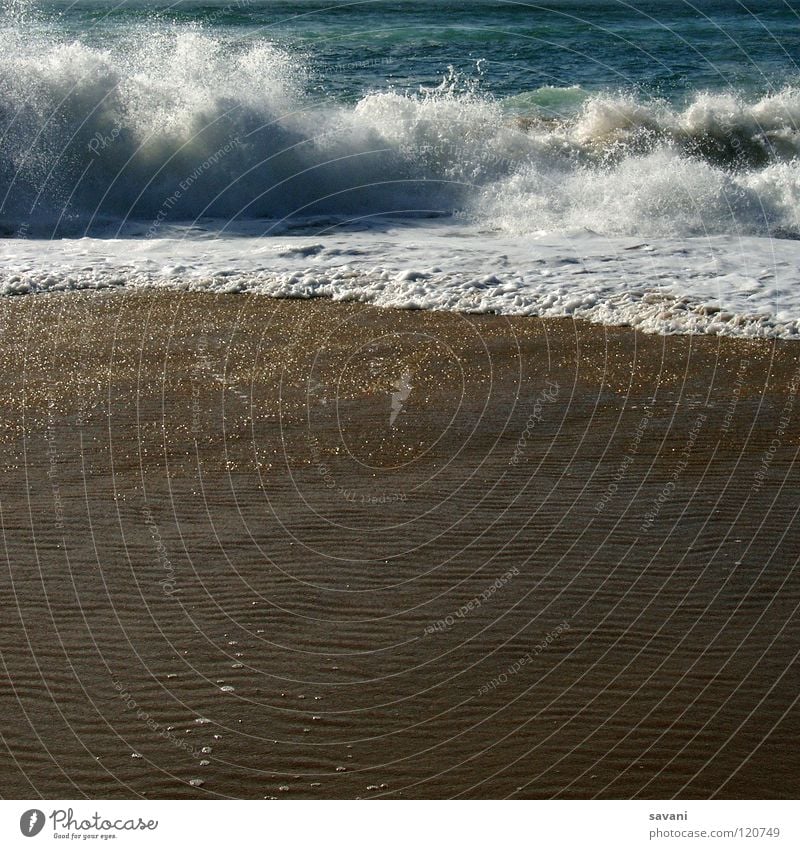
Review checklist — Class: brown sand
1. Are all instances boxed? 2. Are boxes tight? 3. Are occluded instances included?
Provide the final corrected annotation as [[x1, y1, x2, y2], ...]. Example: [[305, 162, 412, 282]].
[[0, 291, 798, 799]]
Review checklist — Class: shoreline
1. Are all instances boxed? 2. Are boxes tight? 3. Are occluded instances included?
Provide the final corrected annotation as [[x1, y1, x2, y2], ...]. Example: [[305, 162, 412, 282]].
[[1, 290, 798, 799], [5, 227, 800, 340]]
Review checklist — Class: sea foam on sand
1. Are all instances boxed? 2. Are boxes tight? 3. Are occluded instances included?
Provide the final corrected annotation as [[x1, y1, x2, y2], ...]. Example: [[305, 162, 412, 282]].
[[2, 222, 799, 339]]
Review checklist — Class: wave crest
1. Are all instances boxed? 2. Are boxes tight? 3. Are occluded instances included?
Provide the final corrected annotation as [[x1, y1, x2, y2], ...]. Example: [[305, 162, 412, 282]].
[[1, 23, 800, 237]]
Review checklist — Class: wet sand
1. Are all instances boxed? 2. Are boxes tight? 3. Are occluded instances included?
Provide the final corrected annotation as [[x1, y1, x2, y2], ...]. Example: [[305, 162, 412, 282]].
[[0, 291, 798, 799]]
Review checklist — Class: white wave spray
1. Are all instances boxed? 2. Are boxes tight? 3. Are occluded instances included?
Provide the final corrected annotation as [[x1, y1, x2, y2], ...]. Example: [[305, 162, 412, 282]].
[[1, 17, 799, 239]]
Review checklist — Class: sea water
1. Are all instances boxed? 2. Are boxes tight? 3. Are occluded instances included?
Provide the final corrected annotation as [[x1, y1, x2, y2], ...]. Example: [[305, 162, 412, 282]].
[[2, 0, 800, 336]]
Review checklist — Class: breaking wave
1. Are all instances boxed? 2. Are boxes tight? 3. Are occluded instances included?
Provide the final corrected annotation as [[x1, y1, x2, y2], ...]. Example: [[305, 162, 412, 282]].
[[1, 22, 800, 238]]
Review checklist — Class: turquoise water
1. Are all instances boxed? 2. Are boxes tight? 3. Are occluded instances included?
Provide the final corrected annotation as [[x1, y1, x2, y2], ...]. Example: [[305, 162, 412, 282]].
[[22, 0, 800, 102]]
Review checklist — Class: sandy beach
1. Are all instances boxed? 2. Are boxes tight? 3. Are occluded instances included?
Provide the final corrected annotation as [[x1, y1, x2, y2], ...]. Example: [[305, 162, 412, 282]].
[[0, 291, 798, 799]]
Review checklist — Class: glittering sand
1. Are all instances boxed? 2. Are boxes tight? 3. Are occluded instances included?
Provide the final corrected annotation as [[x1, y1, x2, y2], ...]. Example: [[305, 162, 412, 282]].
[[1, 291, 799, 799]]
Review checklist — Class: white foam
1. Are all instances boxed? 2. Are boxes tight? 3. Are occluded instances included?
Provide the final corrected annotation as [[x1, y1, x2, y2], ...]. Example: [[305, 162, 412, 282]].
[[2, 223, 799, 338]]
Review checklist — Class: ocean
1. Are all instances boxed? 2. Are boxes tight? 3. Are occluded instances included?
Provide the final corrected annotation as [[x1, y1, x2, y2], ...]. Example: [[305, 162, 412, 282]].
[[2, 0, 800, 336]]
